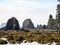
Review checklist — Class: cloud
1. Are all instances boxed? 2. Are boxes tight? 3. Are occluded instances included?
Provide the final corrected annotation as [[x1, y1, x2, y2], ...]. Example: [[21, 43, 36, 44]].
[[0, 0, 57, 27]]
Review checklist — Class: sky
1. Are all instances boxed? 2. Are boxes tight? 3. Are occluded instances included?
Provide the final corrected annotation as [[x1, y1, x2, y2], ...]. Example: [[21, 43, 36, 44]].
[[0, 0, 57, 27]]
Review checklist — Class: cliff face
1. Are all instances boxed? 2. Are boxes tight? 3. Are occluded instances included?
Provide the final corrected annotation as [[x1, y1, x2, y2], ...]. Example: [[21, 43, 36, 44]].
[[6, 17, 20, 30]]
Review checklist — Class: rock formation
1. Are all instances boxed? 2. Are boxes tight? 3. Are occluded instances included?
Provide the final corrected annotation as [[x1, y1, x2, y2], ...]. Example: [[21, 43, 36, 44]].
[[22, 19, 34, 29], [6, 17, 20, 30], [37, 24, 43, 29]]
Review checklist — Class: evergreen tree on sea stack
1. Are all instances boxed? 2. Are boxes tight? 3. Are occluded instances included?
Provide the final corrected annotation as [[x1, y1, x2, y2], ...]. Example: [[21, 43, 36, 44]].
[[48, 14, 56, 29], [58, 0, 60, 2], [56, 4, 60, 29]]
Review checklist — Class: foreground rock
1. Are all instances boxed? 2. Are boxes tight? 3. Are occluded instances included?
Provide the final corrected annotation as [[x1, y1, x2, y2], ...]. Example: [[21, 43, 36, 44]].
[[0, 30, 60, 44], [0, 40, 8, 44], [5, 17, 20, 30], [22, 19, 34, 29]]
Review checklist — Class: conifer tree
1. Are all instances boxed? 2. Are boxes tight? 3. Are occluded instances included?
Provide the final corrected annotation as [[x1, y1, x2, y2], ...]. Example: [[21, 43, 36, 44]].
[[56, 4, 60, 29], [58, 0, 60, 2], [48, 14, 56, 29]]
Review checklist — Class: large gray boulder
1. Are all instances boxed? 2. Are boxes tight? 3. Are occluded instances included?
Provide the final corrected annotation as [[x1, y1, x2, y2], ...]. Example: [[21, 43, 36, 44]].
[[5, 17, 20, 30], [22, 19, 34, 29]]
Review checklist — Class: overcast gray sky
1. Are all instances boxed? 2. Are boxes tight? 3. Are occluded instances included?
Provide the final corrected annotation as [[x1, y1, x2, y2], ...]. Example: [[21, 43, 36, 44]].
[[0, 0, 57, 27]]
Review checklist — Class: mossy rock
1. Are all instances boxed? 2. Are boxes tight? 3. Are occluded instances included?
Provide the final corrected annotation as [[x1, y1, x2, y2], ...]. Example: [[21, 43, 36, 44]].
[[0, 40, 8, 44], [15, 36, 25, 43], [26, 38, 34, 43], [56, 43, 60, 45], [9, 40, 15, 44]]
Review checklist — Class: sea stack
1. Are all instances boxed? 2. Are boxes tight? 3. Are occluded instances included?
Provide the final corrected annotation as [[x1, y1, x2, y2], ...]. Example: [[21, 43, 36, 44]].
[[6, 17, 20, 30], [22, 19, 34, 29]]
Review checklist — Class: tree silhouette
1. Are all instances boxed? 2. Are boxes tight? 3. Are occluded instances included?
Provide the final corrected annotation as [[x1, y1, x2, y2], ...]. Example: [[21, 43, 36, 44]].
[[48, 14, 56, 29], [57, 0, 60, 2]]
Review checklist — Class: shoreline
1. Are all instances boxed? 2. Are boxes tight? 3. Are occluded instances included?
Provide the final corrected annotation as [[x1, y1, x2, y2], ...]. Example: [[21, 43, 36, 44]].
[[0, 29, 60, 45]]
